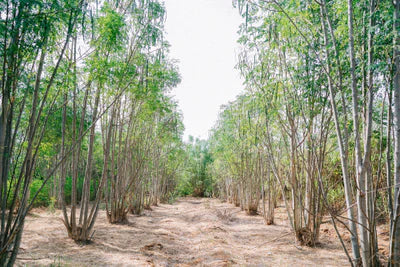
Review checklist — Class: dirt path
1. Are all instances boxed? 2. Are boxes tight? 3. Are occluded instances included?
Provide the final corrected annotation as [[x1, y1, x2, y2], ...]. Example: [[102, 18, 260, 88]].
[[17, 197, 349, 266]]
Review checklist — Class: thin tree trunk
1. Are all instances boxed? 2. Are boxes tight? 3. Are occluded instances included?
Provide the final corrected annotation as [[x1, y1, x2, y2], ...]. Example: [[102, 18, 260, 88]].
[[320, 4, 360, 263], [391, 0, 400, 265], [347, 0, 370, 265]]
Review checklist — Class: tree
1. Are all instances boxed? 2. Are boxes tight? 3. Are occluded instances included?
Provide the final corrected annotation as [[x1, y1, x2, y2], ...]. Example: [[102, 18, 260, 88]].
[[0, 0, 84, 264]]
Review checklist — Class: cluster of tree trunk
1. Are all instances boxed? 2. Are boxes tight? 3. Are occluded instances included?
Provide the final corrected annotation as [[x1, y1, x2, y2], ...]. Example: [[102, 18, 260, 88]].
[[0, 0, 184, 265], [0, 1, 84, 264], [209, 0, 400, 266]]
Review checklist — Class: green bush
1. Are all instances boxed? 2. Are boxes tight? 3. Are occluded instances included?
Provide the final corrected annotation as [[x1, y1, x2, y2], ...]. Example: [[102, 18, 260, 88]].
[[6, 175, 100, 209], [6, 179, 50, 209], [29, 179, 51, 207], [176, 176, 193, 196], [48, 196, 57, 213], [327, 184, 345, 215], [63, 176, 98, 204]]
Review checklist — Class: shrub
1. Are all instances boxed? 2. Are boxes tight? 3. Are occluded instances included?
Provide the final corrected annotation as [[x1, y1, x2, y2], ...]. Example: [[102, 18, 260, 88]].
[[29, 179, 51, 207], [176, 177, 193, 196], [327, 184, 345, 215], [48, 196, 57, 213]]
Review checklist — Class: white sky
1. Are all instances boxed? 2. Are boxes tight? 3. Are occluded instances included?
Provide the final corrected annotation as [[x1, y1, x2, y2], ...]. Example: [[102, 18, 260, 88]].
[[163, 0, 244, 141]]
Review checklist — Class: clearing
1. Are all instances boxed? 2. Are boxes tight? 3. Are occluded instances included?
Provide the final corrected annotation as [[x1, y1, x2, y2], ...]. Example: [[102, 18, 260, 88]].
[[16, 197, 349, 266]]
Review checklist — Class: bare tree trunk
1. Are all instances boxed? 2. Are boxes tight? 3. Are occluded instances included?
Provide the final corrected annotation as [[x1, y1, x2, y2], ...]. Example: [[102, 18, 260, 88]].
[[320, 2, 361, 262], [391, 0, 400, 265], [365, 1, 379, 264], [347, 1, 370, 264]]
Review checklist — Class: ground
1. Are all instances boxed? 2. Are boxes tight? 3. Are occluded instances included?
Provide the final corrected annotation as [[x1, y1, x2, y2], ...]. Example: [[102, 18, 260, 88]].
[[16, 197, 350, 266]]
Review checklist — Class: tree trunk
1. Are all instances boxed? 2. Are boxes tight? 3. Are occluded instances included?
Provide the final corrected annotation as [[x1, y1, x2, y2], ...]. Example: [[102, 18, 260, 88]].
[[391, 0, 400, 265]]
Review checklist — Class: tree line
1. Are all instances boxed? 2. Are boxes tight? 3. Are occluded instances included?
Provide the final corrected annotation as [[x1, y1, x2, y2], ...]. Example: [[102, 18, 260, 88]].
[[0, 0, 185, 265], [2, 0, 400, 266], [206, 0, 400, 266]]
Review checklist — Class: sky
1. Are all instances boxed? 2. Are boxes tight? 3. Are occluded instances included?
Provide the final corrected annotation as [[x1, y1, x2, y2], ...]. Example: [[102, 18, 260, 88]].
[[163, 0, 244, 141]]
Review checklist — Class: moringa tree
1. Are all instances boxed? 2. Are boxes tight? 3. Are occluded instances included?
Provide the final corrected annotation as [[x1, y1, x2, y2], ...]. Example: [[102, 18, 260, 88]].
[[0, 0, 84, 264]]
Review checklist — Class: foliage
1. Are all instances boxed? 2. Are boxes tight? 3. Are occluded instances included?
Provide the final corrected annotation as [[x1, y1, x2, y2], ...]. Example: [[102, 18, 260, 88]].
[[0, 0, 184, 262], [29, 180, 51, 208], [177, 138, 214, 197]]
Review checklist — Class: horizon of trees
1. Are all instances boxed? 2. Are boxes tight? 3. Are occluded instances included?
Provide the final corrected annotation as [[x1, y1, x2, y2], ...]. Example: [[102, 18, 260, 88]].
[[205, 0, 400, 266], [1, 0, 400, 267], [0, 0, 187, 265]]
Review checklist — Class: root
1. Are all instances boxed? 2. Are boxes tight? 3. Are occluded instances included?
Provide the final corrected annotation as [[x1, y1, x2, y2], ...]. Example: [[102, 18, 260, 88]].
[[107, 211, 129, 224], [246, 206, 258, 216], [296, 227, 315, 247], [265, 218, 274, 225], [144, 205, 153, 211]]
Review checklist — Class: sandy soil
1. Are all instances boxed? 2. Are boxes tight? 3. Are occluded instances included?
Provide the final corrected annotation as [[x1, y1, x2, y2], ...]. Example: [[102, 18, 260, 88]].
[[16, 197, 350, 266]]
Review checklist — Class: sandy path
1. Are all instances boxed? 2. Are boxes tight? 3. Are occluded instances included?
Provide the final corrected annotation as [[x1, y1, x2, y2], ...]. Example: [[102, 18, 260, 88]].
[[16, 197, 349, 266]]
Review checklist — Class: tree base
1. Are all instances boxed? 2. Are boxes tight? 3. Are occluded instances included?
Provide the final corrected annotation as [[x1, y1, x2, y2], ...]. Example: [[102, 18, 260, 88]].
[[296, 227, 315, 247]]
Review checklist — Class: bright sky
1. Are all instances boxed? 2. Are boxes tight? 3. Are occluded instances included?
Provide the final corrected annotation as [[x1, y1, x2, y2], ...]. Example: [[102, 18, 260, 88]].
[[164, 0, 244, 141]]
